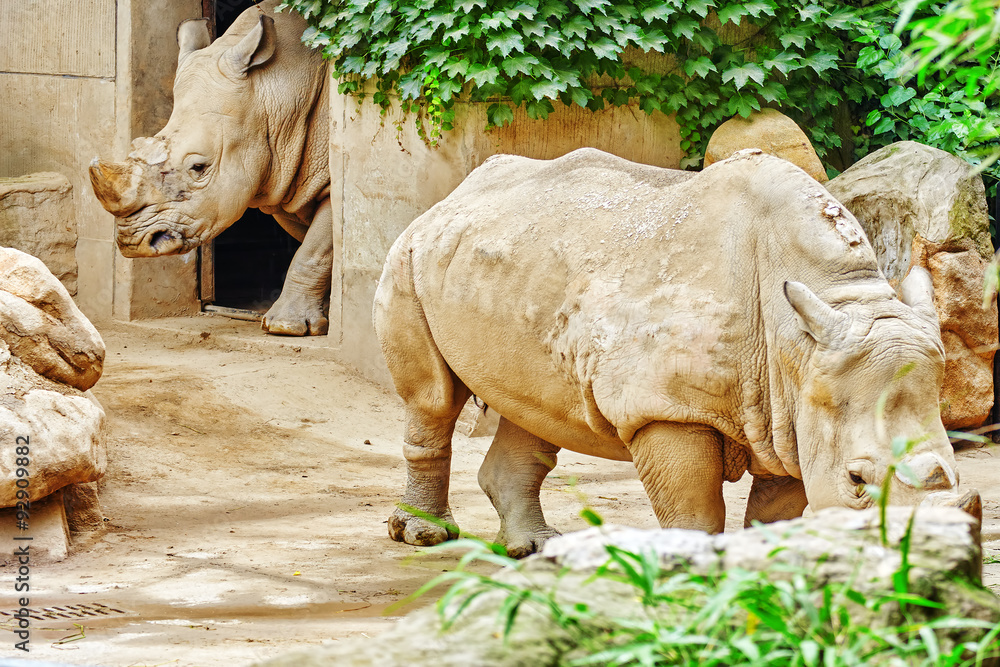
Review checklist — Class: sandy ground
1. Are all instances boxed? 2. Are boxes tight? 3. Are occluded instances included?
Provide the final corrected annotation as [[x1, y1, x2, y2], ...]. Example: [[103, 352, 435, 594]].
[[2, 316, 999, 666]]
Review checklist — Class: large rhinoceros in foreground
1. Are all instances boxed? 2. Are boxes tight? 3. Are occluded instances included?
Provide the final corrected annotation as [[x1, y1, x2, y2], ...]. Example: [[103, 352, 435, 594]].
[[374, 148, 981, 557], [89, 1, 331, 336]]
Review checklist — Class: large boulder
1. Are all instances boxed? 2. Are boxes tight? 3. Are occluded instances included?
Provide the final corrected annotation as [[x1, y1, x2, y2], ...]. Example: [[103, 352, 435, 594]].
[[826, 142, 997, 429], [0, 173, 78, 294], [704, 108, 828, 182], [255, 507, 999, 667], [0, 247, 107, 507]]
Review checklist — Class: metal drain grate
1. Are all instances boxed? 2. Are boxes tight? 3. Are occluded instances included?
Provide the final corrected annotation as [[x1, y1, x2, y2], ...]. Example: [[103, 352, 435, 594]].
[[1, 602, 133, 622]]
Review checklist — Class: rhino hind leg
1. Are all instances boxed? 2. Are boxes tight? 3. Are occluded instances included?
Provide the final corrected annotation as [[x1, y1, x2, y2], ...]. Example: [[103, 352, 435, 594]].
[[629, 422, 726, 534], [478, 417, 561, 558], [262, 199, 333, 336], [743, 475, 808, 527], [375, 238, 472, 546]]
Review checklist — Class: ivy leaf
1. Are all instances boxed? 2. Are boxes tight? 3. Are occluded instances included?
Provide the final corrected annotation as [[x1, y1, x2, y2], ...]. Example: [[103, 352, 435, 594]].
[[486, 29, 524, 56], [717, 5, 748, 26], [686, 0, 716, 18], [728, 93, 761, 117], [575, 0, 610, 14], [534, 29, 564, 49], [635, 28, 667, 52], [614, 23, 643, 48], [798, 4, 826, 21], [587, 36, 620, 60], [509, 2, 538, 20], [640, 4, 674, 22], [467, 62, 501, 86], [454, 0, 486, 11], [779, 29, 809, 50], [873, 116, 896, 134], [881, 85, 917, 107], [743, 0, 776, 17], [437, 79, 462, 101], [423, 46, 451, 67], [426, 9, 457, 29], [671, 17, 699, 40], [442, 58, 469, 77], [509, 79, 534, 105], [800, 52, 839, 74], [521, 18, 547, 38], [684, 56, 717, 78], [398, 71, 425, 99], [501, 53, 541, 76], [487, 102, 515, 127], [824, 7, 854, 29], [341, 55, 366, 73], [562, 15, 593, 39], [530, 77, 567, 98], [856, 46, 882, 70], [721, 62, 766, 89], [758, 81, 787, 103], [762, 51, 798, 75], [564, 86, 592, 108], [641, 96, 661, 114], [526, 98, 555, 119], [593, 14, 622, 34], [538, 0, 569, 19]]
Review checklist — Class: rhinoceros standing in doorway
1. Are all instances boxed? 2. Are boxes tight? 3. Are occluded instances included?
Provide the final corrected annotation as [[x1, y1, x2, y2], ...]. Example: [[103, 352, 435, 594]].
[[374, 148, 981, 557], [89, 1, 331, 336]]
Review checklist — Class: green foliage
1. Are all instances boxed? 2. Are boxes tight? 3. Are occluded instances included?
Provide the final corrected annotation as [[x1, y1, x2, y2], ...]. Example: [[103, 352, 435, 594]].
[[277, 0, 999, 178]]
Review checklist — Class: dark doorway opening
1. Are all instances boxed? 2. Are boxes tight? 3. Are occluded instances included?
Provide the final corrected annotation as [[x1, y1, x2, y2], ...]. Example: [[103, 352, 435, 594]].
[[199, 0, 300, 313]]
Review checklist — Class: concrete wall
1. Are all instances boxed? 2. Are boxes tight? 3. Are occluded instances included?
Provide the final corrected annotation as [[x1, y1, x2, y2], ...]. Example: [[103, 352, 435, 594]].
[[329, 95, 682, 385], [0, 0, 201, 322]]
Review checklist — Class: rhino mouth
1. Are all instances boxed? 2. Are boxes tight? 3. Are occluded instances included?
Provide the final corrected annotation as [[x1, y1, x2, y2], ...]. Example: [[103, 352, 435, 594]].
[[149, 230, 184, 254]]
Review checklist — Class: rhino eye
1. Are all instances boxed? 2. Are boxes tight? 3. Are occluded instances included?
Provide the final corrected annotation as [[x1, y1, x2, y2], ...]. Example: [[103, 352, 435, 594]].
[[849, 472, 865, 486], [189, 162, 208, 177]]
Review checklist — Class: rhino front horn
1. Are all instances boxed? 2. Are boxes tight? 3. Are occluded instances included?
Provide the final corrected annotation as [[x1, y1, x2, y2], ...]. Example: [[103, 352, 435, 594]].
[[89, 158, 140, 218], [956, 489, 982, 523]]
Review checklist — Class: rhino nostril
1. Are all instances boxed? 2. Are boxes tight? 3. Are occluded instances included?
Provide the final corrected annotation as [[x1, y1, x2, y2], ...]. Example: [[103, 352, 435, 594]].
[[149, 231, 177, 253]]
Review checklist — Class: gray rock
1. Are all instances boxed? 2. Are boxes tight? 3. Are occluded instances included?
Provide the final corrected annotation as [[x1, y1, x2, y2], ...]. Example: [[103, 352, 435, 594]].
[[826, 141, 997, 429], [0, 173, 78, 295], [255, 507, 1000, 667]]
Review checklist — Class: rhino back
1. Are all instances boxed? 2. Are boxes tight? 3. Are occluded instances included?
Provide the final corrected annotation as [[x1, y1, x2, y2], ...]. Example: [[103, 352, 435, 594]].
[[404, 149, 884, 456]]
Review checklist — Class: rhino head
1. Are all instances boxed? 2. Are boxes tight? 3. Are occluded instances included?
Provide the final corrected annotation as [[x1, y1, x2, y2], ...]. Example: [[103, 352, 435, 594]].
[[90, 15, 278, 257], [785, 267, 981, 521]]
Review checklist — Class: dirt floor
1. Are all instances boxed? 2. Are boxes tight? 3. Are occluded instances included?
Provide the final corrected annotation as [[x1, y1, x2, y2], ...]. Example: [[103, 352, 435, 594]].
[[2, 316, 1000, 666]]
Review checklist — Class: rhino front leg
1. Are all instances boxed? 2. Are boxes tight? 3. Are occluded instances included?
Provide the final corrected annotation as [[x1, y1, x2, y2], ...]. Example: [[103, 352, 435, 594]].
[[743, 475, 808, 527], [629, 422, 726, 534], [478, 417, 561, 558], [262, 198, 332, 336]]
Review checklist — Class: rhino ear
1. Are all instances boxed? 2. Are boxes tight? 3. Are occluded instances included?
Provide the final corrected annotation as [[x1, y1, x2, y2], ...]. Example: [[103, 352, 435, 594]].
[[784, 281, 849, 346], [900, 266, 940, 329], [177, 18, 212, 62], [223, 15, 277, 78]]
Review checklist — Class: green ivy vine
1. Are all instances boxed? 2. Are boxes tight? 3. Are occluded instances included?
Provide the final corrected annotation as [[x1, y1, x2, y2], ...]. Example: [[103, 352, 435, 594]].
[[276, 0, 999, 178]]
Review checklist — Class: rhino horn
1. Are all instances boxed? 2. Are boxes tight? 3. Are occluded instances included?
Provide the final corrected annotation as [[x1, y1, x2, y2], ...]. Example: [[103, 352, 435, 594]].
[[896, 451, 956, 491], [900, 266, 940, 330], [222, 15, 276, 78], [89, 158, 141, 218], [177, 18, 211, 62], [783, 281, 849, 346]]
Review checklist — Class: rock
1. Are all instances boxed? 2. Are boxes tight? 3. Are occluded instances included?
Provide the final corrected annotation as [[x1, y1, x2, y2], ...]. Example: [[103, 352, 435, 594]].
[[704, 108, 828, 182], [63, 481, 105, 533], [826, 142, 997, 429], [0, 173, 78, 294], [0, 340, 108, 506], [0, 247, 105, 391], [0, 488, 71, 563], [254, 507, 1000, 667]]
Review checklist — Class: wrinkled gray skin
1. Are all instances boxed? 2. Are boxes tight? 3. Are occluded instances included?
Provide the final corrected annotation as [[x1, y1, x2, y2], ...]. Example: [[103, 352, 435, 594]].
[[374, 148, 981, 558], [89, 1, 331, 336]]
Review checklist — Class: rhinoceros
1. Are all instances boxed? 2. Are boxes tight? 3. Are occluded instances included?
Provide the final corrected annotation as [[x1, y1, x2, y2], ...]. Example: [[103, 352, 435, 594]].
[[89, 1, 331, 336], [374, 148, 981, 557]]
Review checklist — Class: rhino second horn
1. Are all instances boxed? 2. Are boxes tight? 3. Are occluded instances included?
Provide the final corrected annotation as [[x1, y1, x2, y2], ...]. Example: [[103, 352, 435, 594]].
[[89, 158, 140, 218], [900, 266, 940, 330]]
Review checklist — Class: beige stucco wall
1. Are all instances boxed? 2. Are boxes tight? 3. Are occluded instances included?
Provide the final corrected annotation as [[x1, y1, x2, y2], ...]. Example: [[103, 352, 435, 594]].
[[0, 0, 201, 321], [329, 94, 682, 385]]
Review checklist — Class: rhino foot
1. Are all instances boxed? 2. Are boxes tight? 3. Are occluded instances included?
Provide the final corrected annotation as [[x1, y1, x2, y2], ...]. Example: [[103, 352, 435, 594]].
[[499, 524, 560, 559], [262, 293, 328, 336], [388, 507, 459, 546]]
